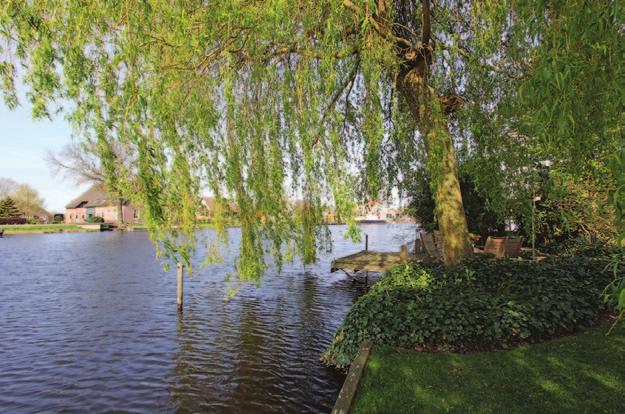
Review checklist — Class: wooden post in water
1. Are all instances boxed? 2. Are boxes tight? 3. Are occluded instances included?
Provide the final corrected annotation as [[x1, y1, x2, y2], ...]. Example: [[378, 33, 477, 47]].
[[176, 262, 184, 311], [400, 244, 409, 262]]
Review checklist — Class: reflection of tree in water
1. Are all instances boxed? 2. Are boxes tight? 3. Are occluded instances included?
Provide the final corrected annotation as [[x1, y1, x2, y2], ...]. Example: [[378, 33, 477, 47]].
[[229, 274, 348, 413], [227, 298, 283, 413], [166, 227, 415, 412], [298, 273, 321, 346], [170, 306, 241, 413], [294, 273, 349, 410], [170, 312, 205, 413]]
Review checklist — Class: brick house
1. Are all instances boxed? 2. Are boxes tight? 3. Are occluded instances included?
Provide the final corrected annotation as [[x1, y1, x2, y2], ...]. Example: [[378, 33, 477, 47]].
[[65, 184, 140, 224]]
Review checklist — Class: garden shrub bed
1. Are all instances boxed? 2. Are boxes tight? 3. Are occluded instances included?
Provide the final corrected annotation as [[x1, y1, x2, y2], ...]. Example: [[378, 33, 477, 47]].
[[0, 217, 27, 225], [323, 250, 620, 367]]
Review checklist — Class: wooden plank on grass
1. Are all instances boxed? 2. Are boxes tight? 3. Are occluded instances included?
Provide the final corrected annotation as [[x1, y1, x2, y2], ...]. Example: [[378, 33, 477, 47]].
[[332, 340, 373, 414]]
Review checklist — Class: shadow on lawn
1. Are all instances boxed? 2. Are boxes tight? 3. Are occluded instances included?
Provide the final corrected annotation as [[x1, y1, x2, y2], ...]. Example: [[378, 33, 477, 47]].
[[355, 327, 625, 413]]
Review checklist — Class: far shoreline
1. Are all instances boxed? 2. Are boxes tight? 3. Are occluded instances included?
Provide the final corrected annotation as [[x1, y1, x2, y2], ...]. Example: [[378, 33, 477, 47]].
[[0, 221, 411, 236]]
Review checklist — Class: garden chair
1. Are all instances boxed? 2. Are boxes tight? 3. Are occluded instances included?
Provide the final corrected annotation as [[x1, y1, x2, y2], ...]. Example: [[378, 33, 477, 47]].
[[484, 236, 506, 258], [483, 236, 523, 258], [504, 236, 523, 257], [420, 231, 442, 260]]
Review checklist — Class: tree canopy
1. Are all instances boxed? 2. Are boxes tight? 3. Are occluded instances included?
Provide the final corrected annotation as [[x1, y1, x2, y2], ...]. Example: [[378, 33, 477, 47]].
[[12, 183, 45, 218], [0, 177, 18, 198], [1, 1, 623, 279]]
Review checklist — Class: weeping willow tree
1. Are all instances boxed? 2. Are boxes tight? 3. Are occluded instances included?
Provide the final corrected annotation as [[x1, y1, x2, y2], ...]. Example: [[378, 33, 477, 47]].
[[1, 1, 622, 278]]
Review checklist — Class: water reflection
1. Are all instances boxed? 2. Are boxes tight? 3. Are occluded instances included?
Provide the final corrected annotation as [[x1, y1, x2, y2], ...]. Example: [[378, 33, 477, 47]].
[[0, 224, 415, 413]]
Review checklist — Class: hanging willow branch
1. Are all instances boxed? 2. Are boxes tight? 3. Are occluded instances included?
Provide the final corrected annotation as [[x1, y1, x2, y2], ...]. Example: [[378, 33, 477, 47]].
[[0, 0, 622, 278]]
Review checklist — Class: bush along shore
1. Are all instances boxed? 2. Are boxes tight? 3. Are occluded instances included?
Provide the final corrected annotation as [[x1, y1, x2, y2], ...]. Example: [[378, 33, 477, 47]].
[[323, 244, 621, 368]]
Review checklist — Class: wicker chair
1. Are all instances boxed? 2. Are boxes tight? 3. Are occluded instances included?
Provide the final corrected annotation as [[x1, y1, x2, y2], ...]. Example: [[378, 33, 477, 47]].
[[419, 231, 443, 260], [483, 236, 523, 258]]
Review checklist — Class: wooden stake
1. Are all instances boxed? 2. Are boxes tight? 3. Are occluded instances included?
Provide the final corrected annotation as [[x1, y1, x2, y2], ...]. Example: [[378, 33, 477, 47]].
[[400, 244, 409, 262], [176, 262, 183, 311]]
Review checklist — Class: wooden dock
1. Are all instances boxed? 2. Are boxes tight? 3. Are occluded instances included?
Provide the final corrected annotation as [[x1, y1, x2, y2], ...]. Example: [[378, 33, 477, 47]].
[[330, 249, 417, 273], [330, 233, 430, 274]]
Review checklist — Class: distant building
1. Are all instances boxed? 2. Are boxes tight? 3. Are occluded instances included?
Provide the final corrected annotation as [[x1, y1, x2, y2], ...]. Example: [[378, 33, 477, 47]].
[[322, 206, 340, 224], [382, 208, 415, 223], [65, 184, 140, 224], [33, 208, 54, 224], [199, 196, 239, 221], [354, 200, 415, 223]]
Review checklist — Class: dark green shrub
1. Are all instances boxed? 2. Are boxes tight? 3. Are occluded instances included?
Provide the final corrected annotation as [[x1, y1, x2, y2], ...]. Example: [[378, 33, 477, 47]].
[[323, 254, 618, 367], [0, 217, 27, 225], [541, 236, 619, 257], [0, 197, 22, 218], [87, 215, 104, 223]]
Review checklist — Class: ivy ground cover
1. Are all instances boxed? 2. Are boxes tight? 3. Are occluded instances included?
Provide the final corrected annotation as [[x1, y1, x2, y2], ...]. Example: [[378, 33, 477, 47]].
[[324, 250, 618, 367]]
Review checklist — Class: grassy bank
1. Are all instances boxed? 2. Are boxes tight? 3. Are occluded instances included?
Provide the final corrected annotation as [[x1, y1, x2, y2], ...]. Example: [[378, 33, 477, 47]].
[[1, 222, 242, 234], [127, 221, 242, 230], [352, 325, 625, 413], [0, 224, 99, 234]]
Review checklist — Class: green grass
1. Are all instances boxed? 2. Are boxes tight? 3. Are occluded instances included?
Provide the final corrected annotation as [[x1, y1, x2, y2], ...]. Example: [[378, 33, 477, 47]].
[[0, 224, 96, 233], [126, 221, 242, 230], [352, 325, 625, 414]]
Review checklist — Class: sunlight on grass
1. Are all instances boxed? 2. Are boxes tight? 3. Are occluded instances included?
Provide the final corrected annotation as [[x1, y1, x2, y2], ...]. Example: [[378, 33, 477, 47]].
[[352, 326, 625, 414]]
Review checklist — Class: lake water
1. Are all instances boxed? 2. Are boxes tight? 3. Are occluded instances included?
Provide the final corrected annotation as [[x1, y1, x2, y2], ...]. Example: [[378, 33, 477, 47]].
[[0, 224, 415, 413]]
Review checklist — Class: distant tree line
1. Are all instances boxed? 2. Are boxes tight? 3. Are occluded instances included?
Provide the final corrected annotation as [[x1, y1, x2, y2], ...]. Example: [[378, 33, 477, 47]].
[[0, 177, 46, 222]]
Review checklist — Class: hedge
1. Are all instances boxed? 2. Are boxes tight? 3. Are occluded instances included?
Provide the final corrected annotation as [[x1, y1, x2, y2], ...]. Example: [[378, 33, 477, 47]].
[[0, 217, 27, 225]]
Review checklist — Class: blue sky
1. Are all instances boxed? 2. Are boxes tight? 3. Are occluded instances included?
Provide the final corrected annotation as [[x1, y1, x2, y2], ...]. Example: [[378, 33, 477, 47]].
[[0, 93, 88, 212]]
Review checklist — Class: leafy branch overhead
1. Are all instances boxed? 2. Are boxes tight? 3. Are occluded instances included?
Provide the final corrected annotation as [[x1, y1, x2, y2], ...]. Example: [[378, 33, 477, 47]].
[[0, 1, 622, 279]]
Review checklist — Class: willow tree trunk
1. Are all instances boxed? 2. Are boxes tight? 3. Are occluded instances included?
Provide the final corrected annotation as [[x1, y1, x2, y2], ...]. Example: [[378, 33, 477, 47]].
[[423, 114, 473, 266], [398, 58, 473, 266]]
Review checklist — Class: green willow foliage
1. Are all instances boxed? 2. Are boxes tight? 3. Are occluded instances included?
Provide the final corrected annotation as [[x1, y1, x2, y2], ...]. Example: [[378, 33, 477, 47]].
[[1, 1, 623, 280]]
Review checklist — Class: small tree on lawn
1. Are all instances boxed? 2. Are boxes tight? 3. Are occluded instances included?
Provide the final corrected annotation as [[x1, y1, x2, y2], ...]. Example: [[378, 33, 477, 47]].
[[0, 197, 22, 218]]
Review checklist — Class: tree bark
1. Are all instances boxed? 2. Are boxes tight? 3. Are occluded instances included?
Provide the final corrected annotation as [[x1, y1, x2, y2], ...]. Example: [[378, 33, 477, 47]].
[[399, 73, 472, 265], [396, 26, 473, 265], [425, 118, 473, 265]]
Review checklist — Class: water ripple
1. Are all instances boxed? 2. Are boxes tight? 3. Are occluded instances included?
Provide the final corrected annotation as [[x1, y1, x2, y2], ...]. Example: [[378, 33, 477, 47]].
[[0, 224, 415, 413]]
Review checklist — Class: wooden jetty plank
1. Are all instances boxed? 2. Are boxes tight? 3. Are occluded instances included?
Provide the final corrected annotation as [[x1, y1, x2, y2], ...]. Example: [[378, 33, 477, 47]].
[[331, 249, 420, 273]]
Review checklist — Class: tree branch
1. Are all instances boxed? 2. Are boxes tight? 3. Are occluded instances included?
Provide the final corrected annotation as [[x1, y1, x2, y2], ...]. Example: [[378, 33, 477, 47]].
[[421, 0, 431, 46], [342, 0, 413, 50]]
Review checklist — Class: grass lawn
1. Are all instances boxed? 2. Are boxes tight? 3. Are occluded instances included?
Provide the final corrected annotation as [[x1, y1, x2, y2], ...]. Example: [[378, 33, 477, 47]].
[[126, 222, 241, 230], [352, 325, 625, 413], [0, 224, 97, 234]]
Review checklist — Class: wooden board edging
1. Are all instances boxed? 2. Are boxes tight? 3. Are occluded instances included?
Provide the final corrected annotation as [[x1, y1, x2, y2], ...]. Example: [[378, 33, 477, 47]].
[[331, 340, 373, 414]]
